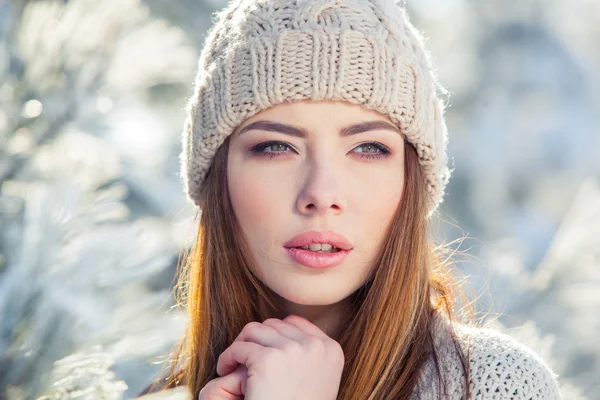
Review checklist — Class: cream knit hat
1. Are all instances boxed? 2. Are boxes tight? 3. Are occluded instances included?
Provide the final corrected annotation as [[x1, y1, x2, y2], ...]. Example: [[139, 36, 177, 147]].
[[180, 0, 452, 217]]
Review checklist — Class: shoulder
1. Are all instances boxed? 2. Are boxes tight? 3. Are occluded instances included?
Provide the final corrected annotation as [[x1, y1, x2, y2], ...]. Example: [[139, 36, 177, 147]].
[[450, 317, 563, 400]]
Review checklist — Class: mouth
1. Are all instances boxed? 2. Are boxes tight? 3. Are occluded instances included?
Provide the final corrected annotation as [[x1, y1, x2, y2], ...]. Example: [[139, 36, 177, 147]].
[[283, 230, 353, 268], [283, 229, 353, 252], [285, 246, 351, 268], [292, 244, 342, 253]]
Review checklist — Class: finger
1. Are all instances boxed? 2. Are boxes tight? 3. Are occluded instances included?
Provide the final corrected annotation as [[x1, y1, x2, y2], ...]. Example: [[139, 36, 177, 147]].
[[200, 365, 247, 399], [217, 340, 263, 377], [233, 321, 288, 348], [283, 314, 330, 339], [261, 318, 306, 342]]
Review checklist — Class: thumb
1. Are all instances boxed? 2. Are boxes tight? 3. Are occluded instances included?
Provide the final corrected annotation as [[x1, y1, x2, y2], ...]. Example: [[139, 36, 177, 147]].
[[199, 365, 248, 399]]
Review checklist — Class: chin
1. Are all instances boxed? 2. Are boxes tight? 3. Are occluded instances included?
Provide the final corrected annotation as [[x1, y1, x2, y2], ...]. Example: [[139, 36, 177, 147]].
[[272, 284, 354, 306]]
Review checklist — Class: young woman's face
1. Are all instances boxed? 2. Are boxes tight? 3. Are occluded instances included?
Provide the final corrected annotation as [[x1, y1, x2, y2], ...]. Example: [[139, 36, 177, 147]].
[[227, 100, 405, 306]]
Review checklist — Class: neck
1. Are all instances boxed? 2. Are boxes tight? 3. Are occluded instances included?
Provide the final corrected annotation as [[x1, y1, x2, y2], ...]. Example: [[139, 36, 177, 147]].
[[260, 292, 354, 339]]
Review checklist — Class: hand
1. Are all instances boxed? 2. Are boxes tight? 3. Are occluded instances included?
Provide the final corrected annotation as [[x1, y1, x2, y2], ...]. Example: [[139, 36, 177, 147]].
[[202, 314, 345, 400]]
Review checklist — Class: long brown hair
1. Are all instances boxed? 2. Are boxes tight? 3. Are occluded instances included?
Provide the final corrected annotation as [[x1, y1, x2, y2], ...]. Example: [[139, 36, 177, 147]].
[[140, 134, 471, 399]]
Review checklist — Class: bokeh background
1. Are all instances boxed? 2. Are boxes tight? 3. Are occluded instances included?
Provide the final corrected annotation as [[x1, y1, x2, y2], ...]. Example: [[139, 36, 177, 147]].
[[0, 0, 598, 399]]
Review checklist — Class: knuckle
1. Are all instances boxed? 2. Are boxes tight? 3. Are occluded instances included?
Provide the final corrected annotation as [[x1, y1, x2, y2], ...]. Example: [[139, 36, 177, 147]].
[[304, 337, 327, 361], [324, 339, 344, 356], [216, 349, 228, 365], [331, 342, 345, 364], [306, 336, 325, 351], [330, 339, 344, 354], [262, 317, 281, 325], [231, 340, 245, 351], [242, 321, 263, 333], [246, 321, 263, 329], [283, 314, 304, 323]]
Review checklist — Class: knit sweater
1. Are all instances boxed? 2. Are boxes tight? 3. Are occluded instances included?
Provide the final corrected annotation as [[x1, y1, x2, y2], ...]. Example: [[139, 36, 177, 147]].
[[411, 314, 563, 399]]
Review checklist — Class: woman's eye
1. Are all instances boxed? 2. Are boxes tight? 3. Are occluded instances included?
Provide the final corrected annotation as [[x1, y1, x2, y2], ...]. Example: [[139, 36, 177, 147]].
[[250, 141, 293, 159], [353, 142, 391, 160], [250, 141, 391, 160]]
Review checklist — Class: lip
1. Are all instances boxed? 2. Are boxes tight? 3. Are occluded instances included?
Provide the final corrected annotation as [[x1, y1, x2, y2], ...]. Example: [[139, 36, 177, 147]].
[[283, 230, 353, 269], [283, 230, 354, 251], [286, 247, 351, 268]]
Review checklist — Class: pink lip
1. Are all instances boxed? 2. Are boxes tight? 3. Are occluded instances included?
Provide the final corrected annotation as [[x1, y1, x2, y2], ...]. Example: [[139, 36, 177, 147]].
[[283, 230, 353, 251], [283, 230, 353, 269], [286, 247, 351, 268]]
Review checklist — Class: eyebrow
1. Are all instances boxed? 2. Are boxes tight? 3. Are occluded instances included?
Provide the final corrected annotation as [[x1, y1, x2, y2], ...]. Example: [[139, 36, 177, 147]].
[[235, 120, 402, 138]]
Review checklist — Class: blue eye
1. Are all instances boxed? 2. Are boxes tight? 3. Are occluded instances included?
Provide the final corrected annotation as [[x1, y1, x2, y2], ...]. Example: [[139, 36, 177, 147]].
[[250, 141, 391, 160]]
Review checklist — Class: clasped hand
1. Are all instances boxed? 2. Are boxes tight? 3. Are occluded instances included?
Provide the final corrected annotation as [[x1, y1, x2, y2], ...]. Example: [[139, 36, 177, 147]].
[[198, 314, 345, 400]]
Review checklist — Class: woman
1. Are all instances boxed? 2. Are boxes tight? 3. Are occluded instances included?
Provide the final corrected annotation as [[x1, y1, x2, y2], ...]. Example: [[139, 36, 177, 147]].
[[140, 0, 562, 398]]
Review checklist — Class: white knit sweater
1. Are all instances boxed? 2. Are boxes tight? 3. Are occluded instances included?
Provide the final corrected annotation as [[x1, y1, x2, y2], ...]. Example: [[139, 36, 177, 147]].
[[412, 314, 563, 399]]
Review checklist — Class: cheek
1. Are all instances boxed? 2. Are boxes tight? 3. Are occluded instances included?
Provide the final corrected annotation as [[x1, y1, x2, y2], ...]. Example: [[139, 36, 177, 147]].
[[229, 174, 267, 223], [227, 156, 287, 237], [227, 160, 293, 281], [231, 184, 275, 225], [358, 172, 404, 243]]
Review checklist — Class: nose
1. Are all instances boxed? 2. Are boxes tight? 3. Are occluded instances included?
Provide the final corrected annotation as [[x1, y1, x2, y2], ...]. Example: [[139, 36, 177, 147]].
[[296, 160, 347, 217]]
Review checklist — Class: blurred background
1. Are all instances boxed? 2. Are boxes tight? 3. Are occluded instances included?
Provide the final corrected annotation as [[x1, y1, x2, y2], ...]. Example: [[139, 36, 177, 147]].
[[0, 0, 598, 398]]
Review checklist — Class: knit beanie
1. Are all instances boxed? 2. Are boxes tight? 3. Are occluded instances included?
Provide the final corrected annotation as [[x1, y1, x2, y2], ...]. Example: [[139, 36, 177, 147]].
[[180, 0, 452, 217]]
